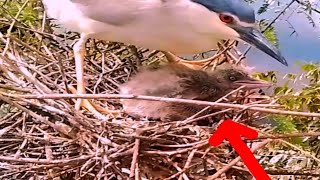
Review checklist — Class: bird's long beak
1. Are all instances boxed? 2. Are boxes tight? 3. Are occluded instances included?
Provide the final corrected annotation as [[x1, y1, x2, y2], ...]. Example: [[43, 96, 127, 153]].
[[234, 27, 288, 66], [234, 79, 272, 89]]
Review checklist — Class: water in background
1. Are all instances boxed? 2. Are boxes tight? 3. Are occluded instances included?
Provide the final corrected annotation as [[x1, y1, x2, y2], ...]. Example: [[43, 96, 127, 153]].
[[244, 0, 320, 74]]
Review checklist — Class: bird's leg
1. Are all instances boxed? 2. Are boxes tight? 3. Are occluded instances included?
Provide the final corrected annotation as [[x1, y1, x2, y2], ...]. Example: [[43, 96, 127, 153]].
[[72, 33, 120, 117], [161, 51, 217, 69], [73, 33, 88, 110]]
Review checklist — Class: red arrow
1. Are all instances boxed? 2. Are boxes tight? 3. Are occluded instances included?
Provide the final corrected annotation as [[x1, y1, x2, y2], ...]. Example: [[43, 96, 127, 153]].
[[209, 120, 271, 180]]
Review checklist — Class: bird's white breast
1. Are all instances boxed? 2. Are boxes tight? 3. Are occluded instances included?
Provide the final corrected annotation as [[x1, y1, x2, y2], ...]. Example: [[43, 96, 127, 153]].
[[42, 0, 222, 54]]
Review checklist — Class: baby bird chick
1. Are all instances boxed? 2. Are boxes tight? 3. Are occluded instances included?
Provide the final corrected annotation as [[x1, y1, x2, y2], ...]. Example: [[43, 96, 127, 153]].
[[119, 64, 270, 121]]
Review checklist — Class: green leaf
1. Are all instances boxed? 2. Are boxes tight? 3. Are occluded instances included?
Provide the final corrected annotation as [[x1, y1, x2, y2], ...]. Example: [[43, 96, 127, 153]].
[[301, 64, 317, 71], [263, 27, 279, 48], [257, 3, 270, 15], [270, 115, 298, 134]]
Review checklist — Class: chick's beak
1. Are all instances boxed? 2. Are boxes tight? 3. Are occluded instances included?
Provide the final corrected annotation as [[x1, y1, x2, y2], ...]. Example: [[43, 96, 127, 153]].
[[234, 78, 272, 89], [234, 26, 288, 66]]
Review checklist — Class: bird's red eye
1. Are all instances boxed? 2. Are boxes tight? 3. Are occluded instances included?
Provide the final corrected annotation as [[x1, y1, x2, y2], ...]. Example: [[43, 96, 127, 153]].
[[219, 14, 234, 24]]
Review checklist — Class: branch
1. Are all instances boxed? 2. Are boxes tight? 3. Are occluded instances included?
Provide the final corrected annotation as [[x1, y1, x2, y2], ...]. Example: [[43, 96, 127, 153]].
[[6, 93, 320, 118], [294, 0, 320, 14]]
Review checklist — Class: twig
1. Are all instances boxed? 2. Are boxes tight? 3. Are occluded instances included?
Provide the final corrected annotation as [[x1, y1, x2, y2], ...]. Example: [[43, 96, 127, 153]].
[[178, 149, 197, 180], [180, 86, 245, 124], [0, 94, 73, 138], [0, 154, 93, 165], [142, 142, 208, 156], [256, 132, 320, 140], [241, 0, 295, 58], [2, 0, 29, 55], [165, 157, 189, 180], [279, 139, 320, 164], [294, 0, 320, 14], [13, 93, 320, 117], [129, 128, 143, 178], [207, 139, 272, 180]]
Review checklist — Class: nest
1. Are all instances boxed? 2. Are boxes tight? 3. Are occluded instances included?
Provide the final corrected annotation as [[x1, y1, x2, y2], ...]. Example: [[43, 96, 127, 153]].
[[0, 8, 319, 180]]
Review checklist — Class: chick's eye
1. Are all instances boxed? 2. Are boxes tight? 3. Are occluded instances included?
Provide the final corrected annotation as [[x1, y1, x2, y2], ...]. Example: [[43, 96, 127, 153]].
[[219, 14, 234, 24], [229, 76, 236, 81]]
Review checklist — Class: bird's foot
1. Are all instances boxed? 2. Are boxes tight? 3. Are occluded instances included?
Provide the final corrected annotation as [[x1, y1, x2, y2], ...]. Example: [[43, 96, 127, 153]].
[[161, 51, 217, 69], [68, 85, 121, 120]]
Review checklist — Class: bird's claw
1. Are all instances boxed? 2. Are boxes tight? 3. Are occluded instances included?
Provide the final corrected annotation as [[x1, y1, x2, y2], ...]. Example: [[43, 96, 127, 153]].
[[68, 85, 121, 119]]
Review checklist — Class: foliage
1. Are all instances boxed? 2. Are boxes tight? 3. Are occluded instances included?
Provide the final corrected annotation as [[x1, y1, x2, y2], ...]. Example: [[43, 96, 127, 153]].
[[258, 20, 280, 48], [0, 0, 43, 48], [253, 63, 320, 157], [257, 2, 270, 15], [254, 62, 319, 150], [0, 0, 40, 26], [275, 63, 320, 113], [254, 70, 278, 83]]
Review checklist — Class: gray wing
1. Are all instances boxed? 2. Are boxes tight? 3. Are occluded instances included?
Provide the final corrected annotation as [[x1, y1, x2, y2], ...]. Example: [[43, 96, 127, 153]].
[[70, 0, 166, 26]]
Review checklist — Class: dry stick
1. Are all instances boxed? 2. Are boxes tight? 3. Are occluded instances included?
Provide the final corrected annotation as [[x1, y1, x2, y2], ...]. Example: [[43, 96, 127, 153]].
[[38, 10, 47, 50], [279, 139, 320, 164], [114, 134, 177, 144], [9, 52, 62, 91], [0, 62, 25, 86], [41, 37, 70, 94], [255, 127, 320, 164], [0, 111, 22, 127], [0, 21, 58, 38], [6, 35, 55, 62], [2, 0, 29, 55], [178, 149, 197, 180], [0, 84, 32, 93], [9, 94, 94, 131], [199, 40, 235, 70], [218, 41, 240, 65], [218, 161, 320, 177], [142, 142, 208, 156], [15, 93, 320, 118], [129, 129, 143, 179], [266, 169, 320, 176], [93, 52, 107, 94], [207, 139, 272, 180], [179, 91, 272, 126], [0, 94, 73, 139], [1, 54, 52, 94], [256, 132, 320, 140], [135, 166, 140, 180], [165, 157, 189, 180], [0, 116, 24, 137], [180, 86, 245, 125], [0, 154, 93, 165], [181, 108, 232, 126], [164, 163, 202, 180], [0, 33, 25, 85], [14, 125, 35, 159], [2, 53, 74, 113]]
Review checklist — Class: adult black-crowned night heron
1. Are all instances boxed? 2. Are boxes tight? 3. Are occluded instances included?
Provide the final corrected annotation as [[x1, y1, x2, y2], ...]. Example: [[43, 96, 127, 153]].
[[119, 63, 271, 121], [42, 0, 287, 115]]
